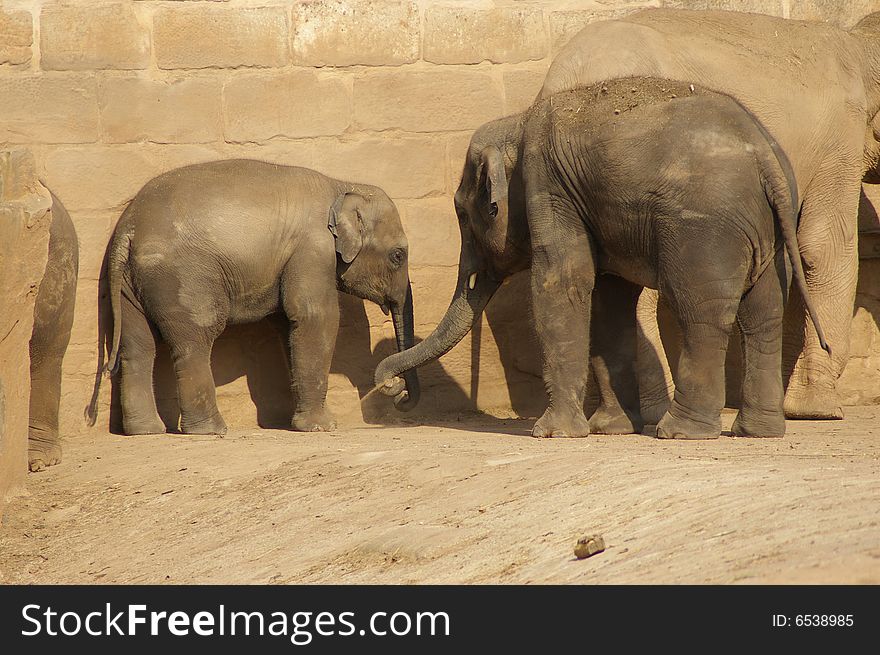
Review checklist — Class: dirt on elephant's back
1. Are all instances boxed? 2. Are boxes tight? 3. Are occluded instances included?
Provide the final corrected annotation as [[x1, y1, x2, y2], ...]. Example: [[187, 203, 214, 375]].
[[540, 76, 710, 129], [1, 408, 879, 584]]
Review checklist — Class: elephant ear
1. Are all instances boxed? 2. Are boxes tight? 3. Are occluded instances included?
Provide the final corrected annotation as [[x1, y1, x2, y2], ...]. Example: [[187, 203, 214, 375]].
[[329, 192, 364, 264], [479, 145, 509, 217]]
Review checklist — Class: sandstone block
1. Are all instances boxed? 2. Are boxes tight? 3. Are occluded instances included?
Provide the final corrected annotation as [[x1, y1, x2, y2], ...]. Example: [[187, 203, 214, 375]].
[[788, 0, 877, 28], [312, 134, 447, 199], [397, 197, 460, 269], [660, 1, 786, 16], [447, 131, 475, 182], [0, 74, 100, 144], [100, 76, 223, 144], [848, 306, 875, 359], [224, 71, 350, 141], [291, 1, 419, 66], [0, 9, 32, 66], [503, 66, 550, 114], [0, 150, 52, 516], [423, 5, 547, 65], [40, 4, 149, 71], [41, 145, 222, 212], [63, 211, 116, 284], [154, 6, 288, 69], [354, 69, 503, 132]]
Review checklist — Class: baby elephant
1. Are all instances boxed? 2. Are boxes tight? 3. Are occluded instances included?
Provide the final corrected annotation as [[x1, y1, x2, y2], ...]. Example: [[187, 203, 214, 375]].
[[522, 77, 828, 439], [105, 159, 418, 435]]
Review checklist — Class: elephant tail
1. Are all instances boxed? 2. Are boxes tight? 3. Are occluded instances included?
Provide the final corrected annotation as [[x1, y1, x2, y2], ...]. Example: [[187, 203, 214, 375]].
[[104, 221, 132, 377], [757, 119, 831, 356]]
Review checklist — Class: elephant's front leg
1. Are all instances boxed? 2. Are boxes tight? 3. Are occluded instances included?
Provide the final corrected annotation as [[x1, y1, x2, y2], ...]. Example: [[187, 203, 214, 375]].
[[528, 197, 595, 438], [283, 267, 338, 432], [589, 274, 643, 435]]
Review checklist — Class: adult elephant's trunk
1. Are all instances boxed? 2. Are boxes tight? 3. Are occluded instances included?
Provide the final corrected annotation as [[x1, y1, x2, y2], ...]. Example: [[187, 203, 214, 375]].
[[376, 260, 501, 396], [389, 283, 420, 411]]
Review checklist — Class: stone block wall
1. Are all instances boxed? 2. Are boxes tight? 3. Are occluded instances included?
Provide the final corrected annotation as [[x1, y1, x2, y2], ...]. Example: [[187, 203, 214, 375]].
[[1, 0, 879, 436]]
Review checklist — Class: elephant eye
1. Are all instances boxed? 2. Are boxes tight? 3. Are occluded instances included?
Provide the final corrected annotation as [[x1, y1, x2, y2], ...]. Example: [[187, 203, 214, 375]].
[[389, 248, 406, 268], [488, 202, 498, 219]]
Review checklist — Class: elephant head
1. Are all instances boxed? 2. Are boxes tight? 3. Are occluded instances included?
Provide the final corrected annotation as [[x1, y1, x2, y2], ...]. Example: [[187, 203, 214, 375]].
[[374, 115, 530, 394], [330, 188, 420, 411]]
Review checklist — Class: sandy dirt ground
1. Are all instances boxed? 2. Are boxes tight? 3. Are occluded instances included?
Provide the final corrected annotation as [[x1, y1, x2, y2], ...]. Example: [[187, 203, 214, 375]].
[[1, 407, 879, 585]]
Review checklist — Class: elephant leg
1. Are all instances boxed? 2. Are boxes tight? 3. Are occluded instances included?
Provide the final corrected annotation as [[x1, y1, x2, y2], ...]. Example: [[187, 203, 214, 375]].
[[28, 350, 65, 471], [732, 250, 789, 437], [589, 274, 643, 435], [118, 294, 165, 435], [168, 339, 226, 435], [636, 288, 674, 428], [783, 172, 859, 420], [527, 197, 594, 438], [282, 266, 338, 432], [656, 270, 743, 440]]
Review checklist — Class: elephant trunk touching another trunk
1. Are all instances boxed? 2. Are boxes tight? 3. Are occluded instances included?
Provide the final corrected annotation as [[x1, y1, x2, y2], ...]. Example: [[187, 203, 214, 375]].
[[388, 283, 421, 411], [376, 265, 501, 396]]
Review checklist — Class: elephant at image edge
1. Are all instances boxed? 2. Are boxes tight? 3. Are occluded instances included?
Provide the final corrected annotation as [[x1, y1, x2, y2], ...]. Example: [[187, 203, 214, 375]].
[[102, 159, 418, 436], [29, 191, 78, 471], [536, 7, 880, 421], [376, 77, 830, 438]]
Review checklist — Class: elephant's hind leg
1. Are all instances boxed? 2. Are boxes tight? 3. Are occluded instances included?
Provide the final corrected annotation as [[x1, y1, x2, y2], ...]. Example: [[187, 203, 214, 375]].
[[169, 341, 227, 435], [152, 295, 228, 436], [731, 250, 789, 437], [783, 166, 859, 420], [589, 275, 644, 435], [28, 351, 64, 471], [655, 249, 746, 440], [118, 294, 165, 435]]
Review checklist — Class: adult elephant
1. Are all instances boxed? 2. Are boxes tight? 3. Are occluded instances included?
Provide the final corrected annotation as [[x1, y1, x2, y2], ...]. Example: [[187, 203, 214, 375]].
[[378, 8, 880, 422], [29, 192, 78, 471], [101, 159, 418, 436]]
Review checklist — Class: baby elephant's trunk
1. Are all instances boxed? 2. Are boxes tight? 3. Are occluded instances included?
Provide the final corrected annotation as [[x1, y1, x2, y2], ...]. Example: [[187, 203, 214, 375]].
[[389, 283, 420, 410]]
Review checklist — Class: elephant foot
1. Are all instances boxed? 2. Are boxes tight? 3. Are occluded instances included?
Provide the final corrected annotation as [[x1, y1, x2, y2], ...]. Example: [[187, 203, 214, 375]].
[[180, 413, 227, 436], [655, 411, 720, 440], [532, 408, 591, 438], [639, 399, 671, 428], [28, 441, 62, 472], [292, 409, 337, 433], [589, 406, 642, 435], [123, 416, 167, 436], [783, 384, 843, 420], [731, 410, 785, 438]]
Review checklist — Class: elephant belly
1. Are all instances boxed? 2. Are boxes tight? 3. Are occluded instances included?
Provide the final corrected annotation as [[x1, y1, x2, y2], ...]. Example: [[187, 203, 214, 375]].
[[597, 250, 657, 290], [227, 281, 283, 325]]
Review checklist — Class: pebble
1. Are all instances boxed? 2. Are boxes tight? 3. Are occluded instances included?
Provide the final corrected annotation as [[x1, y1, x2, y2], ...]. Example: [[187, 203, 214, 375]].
[[574, 534, 606, 559]]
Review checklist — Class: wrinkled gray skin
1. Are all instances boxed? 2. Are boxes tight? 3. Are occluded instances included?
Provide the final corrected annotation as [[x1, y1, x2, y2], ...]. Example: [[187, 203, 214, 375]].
[[29, 191, 78, 471], [539, 8, 880, 420], [377, 78, 829, 439], [103, 159, 418, 436]]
